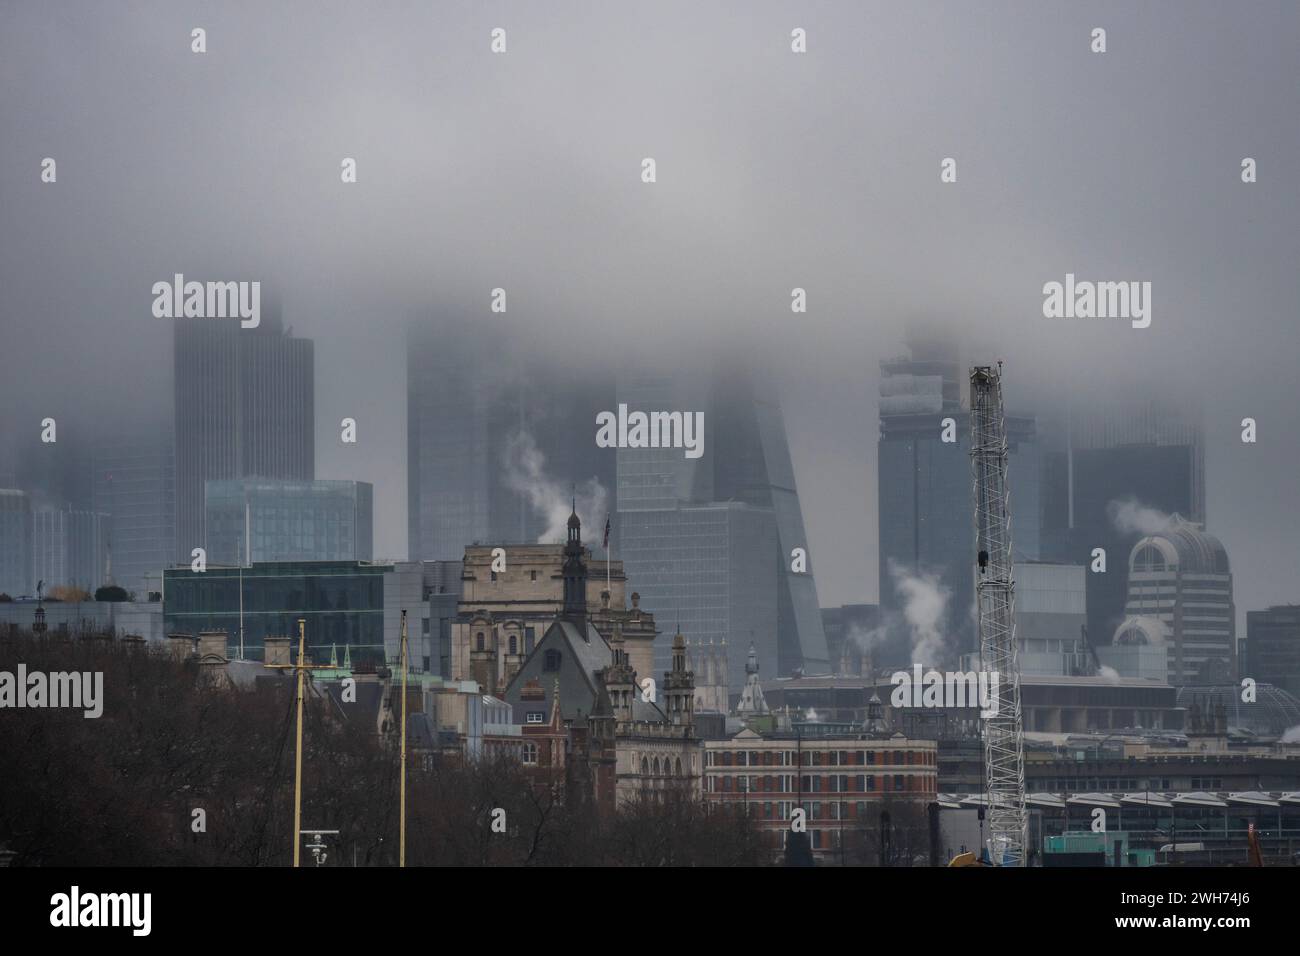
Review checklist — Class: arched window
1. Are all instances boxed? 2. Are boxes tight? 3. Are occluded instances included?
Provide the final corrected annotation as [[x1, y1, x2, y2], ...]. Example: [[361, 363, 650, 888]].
[[508, 635, 517, 655], [653, 757, 661, 776], [1136, 545, 1166, 572], [640, 757, 649, 776], [475, 632, 485, 652], [675, 757, 683, 777]]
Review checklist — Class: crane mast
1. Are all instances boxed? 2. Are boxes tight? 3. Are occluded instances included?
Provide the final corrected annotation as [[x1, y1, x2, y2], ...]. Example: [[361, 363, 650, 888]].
[[970, 364, 1027, 866]]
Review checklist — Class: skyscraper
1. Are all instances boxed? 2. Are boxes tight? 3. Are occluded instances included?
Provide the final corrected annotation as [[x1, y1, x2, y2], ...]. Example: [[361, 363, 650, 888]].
[[877, 344, 1039, 667], [1245, 606, 1300, 699], [616, 359, 829, 686], [1039, 396, 1205, 645], [32, 506, 108, 593], [173, 309, 314, 562], [406, 323, 614, 560], [92, 423, 175, 597], [0, 488, 32, 597]]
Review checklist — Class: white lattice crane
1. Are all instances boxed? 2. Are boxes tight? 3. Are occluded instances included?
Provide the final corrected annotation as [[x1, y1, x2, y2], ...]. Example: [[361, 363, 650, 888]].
[[970, 364, 1027, 866]]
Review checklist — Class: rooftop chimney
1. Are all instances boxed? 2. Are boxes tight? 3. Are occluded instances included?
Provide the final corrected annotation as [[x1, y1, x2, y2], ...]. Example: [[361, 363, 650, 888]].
[[167, 632, 196, 661], [198, 630, 228, 663], [263, 635, 291, 667]]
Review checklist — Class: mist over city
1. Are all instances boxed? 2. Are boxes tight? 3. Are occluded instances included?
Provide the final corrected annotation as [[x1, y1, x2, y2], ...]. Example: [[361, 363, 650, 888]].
[[1, 0, 1297, 911]]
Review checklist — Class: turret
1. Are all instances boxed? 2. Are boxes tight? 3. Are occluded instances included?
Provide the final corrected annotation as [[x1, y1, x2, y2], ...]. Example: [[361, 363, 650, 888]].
[[562, 502, 588, 625], [663, 627, 695, 729]]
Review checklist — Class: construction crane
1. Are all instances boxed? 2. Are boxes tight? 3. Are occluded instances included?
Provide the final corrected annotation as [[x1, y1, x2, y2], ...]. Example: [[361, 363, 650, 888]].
[[970, 363, 1028, 866]]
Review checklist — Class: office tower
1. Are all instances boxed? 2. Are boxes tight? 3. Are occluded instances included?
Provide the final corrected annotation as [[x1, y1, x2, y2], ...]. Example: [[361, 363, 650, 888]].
[[32, 506, 109, 593], [204, 478, 373, 564], [1119, 522, 1233, 686], [1040, 396, 1204, 645], [1245, 606, 1300, 699], [406, 323, 615, 560], [820, 604, 879, 675], [616, 360, 829, 687], [91, 424, 175, 597], [0, 489, 33, 597], [173, 309, 314, 563], [877, 343, 1039, 667]]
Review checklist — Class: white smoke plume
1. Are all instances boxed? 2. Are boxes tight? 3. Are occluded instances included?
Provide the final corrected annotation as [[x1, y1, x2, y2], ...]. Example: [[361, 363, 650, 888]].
[[1108, 497, 1180, 536], [888, 560, 951, 668], [502, 430, 609, 545], [1096, 665, 1122, 685], [841, 621, 891, 677], [1281, 725, 1300, 745]]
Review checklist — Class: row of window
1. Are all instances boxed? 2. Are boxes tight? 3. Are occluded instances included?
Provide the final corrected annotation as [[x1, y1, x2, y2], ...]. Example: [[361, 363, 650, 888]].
[[707, 773, 928, 794], [706, 748, 933, 768], [473, 628, 538, 657], [1029, 778, 1230, 791]]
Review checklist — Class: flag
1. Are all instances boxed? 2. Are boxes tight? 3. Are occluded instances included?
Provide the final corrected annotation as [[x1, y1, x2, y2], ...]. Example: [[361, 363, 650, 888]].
[[603, 515, 611, 549]]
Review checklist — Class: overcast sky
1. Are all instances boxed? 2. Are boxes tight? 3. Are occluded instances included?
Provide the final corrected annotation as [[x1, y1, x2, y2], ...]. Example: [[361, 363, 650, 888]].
[[2, 1, 1297, 624]]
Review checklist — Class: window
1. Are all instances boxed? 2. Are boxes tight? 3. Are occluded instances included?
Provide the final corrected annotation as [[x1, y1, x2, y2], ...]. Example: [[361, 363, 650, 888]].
[[526, 712, 544, 724], [525, 627, 535, 653], [522, 743, 538, 764], [894, 774, 904, 792], [475, 632, 485, 652], [490, 570, 498, 582], [530, 570, 538, 581], [543, 649, 561, 671], [508, 635, 517, 655]]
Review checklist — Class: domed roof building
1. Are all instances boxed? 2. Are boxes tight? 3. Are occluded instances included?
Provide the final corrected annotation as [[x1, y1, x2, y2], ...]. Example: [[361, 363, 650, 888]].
[[1120, 518, 1234, 687]]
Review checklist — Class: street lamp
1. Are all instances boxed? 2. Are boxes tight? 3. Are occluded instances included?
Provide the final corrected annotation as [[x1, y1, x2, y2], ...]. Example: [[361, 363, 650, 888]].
[[304, 829, 339, 867]]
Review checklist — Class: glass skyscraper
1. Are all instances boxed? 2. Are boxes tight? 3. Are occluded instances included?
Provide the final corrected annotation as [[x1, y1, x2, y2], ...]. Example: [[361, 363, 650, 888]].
[[616, 360, 829, 687], [204, 478, 373, 565], [406, 322, 615, 559], [92, 423, 175, 597], [877, 344, 1039, 667], [31, 506, 109, 593], [0, 488, 32, 597], [1039, 396, 1205, 645], [173, 308, 314, 563]]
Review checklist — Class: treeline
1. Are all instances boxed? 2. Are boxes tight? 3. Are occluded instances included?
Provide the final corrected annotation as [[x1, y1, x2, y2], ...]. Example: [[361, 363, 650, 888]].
[[0, 631, 767, 866]]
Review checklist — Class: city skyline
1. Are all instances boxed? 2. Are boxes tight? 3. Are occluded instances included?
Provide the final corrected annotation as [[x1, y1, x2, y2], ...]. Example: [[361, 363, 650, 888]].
[[3, 4, 1297, 630], [2, 0, 1300, 889]]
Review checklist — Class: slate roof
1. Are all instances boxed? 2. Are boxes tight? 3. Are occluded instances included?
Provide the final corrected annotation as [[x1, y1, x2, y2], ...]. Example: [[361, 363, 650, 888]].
[[504, 617, 670, 725]]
